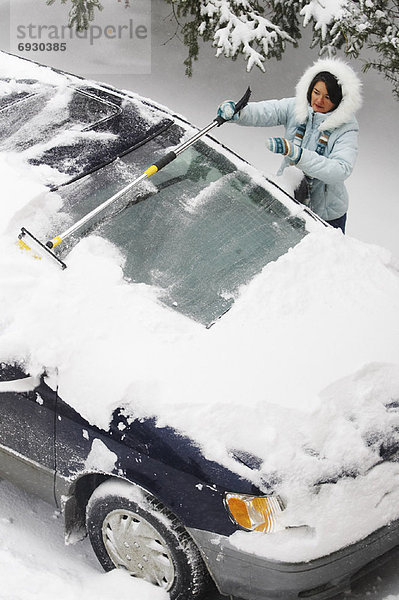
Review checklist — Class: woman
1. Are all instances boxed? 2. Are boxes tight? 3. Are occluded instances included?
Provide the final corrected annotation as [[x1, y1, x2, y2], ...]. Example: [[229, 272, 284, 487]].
[[218, 58, 362, 233]]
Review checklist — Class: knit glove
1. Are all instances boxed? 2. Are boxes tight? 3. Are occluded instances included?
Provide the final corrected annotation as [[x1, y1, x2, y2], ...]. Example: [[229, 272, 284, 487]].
[[266, 137, 302, 164], [217, 100, 239, 122]]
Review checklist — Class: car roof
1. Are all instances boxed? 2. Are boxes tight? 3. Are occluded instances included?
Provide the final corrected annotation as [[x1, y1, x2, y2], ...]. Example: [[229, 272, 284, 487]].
[[0, 53, 177, 189]]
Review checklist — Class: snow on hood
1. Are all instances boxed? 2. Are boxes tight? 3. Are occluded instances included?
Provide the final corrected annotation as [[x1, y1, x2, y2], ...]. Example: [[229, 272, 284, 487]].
[[295, 57, 363, 131], [2, 172, 399, 477]]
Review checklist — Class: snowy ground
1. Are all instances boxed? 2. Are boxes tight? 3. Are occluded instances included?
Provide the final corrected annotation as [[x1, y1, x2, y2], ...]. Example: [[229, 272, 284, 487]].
[[0, 479, 169, 600], [0, 1, 399, 599]]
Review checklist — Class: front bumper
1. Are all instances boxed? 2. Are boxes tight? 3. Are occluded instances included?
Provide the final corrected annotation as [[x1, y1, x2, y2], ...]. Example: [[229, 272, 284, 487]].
[[187, 518, 399, 600]]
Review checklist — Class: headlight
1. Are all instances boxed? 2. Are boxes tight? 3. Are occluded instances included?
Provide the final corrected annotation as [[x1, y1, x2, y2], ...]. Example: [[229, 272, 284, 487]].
[[225, 493, 285, 533]]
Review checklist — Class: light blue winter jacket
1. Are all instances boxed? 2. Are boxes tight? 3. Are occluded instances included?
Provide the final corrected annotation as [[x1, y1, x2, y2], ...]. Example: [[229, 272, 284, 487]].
[[238, 97, 359, 221], [235, 59, 362, 221]]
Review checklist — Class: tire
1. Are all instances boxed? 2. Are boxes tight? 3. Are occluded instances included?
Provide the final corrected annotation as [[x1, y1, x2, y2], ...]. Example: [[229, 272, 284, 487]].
[[86, 479, 211, 600]]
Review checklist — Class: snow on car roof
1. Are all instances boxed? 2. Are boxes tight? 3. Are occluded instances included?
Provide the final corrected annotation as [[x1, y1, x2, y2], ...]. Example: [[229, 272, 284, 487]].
[[0, 52, 173, 188], [1, 53, 399, 563]]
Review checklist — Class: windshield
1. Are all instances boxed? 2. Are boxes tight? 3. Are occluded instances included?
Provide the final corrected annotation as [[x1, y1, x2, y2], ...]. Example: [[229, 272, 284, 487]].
[[56, 123, 307, 325]]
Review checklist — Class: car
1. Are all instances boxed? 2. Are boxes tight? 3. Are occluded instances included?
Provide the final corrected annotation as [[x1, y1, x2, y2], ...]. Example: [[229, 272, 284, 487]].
[[1, 52, 399, 600]]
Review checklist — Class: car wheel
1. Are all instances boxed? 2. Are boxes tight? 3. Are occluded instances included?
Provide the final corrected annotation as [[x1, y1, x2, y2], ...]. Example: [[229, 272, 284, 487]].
[[86, 479, 211, 600]]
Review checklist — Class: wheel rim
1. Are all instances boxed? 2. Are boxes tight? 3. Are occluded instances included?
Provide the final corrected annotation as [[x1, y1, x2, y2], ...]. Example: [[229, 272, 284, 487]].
[[102, 509, 175, 590]]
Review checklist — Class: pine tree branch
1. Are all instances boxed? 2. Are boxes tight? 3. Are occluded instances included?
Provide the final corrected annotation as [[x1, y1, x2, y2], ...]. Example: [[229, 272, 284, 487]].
[[46, 0, 103, 31], [46, 0, 399, 99]]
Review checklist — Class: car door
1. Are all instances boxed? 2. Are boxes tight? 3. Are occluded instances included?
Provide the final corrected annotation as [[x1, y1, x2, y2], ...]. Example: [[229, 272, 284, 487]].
[[0, 362, 57, 505]]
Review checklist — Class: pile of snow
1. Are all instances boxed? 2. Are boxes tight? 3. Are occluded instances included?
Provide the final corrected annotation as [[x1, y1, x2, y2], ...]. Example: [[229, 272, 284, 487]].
[[0, 480, 168, 600], [231, 363, 399, 561], [2, 54, 399, 563]]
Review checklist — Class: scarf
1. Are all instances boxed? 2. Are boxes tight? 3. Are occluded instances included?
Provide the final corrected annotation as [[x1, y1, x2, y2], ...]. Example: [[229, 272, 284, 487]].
[[293, 123, 331, 205]]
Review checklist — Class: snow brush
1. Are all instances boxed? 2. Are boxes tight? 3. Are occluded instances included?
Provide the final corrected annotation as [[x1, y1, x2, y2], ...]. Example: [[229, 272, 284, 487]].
[[18, 86, 251, 270]]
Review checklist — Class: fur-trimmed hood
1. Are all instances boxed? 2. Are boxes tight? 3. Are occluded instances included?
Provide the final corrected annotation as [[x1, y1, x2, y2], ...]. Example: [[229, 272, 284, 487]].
[[295, 58, 362, 131]]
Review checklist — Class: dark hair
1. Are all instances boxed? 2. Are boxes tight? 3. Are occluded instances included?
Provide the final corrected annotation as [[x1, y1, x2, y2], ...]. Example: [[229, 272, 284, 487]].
[[307, 71, 343, 109]]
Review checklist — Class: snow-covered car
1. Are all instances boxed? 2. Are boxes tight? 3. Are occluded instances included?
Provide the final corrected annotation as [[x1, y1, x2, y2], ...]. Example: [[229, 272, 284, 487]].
[[1, 53, 399, 600]]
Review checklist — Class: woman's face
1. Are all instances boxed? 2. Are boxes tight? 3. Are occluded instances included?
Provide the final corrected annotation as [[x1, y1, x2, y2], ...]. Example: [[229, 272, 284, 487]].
[[311, 81, 335, 113]]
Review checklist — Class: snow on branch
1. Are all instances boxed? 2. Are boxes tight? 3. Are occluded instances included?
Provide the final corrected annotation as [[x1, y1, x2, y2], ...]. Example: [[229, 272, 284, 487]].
[[198, 0, 295, 72], [46, 0, 399, 98], [168, 0, 353, 73], [300, 0, 347, 40], [335, 0, 399, 99]]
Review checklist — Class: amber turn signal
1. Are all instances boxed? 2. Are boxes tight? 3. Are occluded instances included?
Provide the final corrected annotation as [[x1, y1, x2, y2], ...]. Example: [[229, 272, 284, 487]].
[[225, 493, 284, 533]]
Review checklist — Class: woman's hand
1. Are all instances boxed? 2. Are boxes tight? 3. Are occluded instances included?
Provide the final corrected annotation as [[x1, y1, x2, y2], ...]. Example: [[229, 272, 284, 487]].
[[266, 137, 302, 164], [217, 101, 239, 121]]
